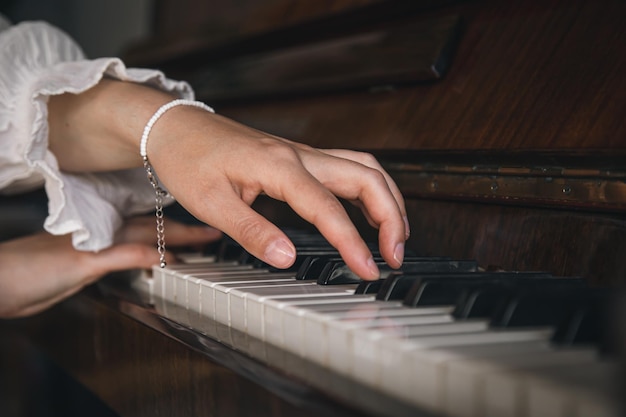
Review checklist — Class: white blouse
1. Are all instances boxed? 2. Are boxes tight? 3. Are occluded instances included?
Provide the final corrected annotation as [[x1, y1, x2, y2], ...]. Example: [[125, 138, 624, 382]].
[[0, 15, 193, 251]]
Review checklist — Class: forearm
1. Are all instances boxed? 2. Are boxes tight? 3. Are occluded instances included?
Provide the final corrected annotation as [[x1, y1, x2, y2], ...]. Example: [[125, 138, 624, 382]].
[[48, 78, 176, 172]]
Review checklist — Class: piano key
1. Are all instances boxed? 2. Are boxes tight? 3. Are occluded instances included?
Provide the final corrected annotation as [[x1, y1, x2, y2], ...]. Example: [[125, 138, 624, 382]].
[[218, 283, 358, 341], [377, 271, 551, 302], [198, 272, 298, 322], [378, 340, 550, 413], [175, 252, 217, 264], [155, 262, 248, 301], [453, 277, 585, 319], [444, 347, 600, 417], [352, 325, 554, 393], [172, 268, 294, 338], [490, 286, 610, 328], [306, 310, 459, 370], [295, 253, 428, 281], [551, 301, 613, 348], [381, 336, 562, 414], [264, 296, 378, 352], [354, 279, 386, 294], [253, 249, 341, 271], [317, 259, 479, 285], [147, 234, 620, 417], [296, 255, 343, 280], [519, 360, 619, 417], [403, 273, 556, 308]]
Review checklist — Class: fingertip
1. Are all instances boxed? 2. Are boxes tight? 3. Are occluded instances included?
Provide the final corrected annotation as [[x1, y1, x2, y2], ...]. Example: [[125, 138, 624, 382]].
[[403, 215, 411, 240], [264, 238, 296, 269], [393, 242, 404, 268], [364, 256, 381, 280]]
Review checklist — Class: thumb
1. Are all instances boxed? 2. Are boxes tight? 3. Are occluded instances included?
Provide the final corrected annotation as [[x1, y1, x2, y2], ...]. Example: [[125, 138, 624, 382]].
[[88, 243, 166, 276]]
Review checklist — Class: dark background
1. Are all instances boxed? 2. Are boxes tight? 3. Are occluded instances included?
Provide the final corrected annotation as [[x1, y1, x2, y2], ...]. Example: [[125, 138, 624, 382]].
[[0, 0, 153, 58]]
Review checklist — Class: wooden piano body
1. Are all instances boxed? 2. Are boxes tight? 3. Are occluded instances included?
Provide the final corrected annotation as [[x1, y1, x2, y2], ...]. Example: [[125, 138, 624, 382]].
[[1, 0, 625, 416]]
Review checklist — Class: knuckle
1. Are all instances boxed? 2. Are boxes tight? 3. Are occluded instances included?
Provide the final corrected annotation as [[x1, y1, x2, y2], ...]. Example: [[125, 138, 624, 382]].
[[233, 215, 266, 245], [362, 166, 387, 186], [260, 139, 300, 162], [355, 151, 380, 167], [314, 194, 346, 221]]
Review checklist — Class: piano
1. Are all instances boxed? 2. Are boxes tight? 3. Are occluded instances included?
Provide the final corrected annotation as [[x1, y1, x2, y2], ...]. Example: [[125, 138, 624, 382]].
[[1, 0, 625, 416]]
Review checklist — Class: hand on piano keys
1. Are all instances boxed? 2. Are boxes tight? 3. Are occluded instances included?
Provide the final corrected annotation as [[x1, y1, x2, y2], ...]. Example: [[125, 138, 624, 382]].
[[0, 216, 221, 318], [132, 231, 623, 417], [144, 109, 409, 280]]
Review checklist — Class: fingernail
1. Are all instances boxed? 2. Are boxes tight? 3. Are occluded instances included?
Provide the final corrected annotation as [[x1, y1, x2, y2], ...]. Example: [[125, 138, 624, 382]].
[[394, 242, 404, 266], [403, 216, 411, 239], [265, 239, 296, 268], [366, 257, 380, 279]]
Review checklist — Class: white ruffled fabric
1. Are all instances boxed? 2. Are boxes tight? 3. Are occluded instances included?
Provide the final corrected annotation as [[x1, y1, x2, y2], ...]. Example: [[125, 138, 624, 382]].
[[0, 16, 193, 251]]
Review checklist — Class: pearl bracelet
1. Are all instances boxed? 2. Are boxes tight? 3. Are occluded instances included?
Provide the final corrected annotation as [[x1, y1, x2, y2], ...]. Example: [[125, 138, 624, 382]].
[[140, 99, 215, 267], [140, 99, 214, 158]]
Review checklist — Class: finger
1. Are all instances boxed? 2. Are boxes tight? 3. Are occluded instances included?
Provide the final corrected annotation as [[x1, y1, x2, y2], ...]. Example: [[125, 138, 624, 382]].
[[115, 216, 222, 246], [89, 242, 168, 275], [263, 167, 380, 280], [298, 152, 406, 268], [192, 185, 297, 270], [318, 149, 410, 239]]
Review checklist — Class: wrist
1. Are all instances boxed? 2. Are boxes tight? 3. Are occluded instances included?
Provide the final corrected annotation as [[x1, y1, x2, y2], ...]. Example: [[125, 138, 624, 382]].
[[48, 78, 177, 172]]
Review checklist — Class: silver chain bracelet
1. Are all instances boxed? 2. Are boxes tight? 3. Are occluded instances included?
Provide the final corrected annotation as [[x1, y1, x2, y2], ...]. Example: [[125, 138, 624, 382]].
[[140, 99, 214, 268]]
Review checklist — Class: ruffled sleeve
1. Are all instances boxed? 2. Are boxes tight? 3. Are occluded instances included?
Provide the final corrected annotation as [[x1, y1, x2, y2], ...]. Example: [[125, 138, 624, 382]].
[[0, 19, 193, 251]]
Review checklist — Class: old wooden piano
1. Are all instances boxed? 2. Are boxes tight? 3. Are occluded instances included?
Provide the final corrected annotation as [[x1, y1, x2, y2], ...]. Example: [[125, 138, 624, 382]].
[[1, 0, 625, 416]]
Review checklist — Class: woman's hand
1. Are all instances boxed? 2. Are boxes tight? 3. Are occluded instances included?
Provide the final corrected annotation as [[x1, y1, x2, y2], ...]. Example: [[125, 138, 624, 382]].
[[48, 79, 409, 281], [148, 112, 409, 280], [0, 216, 221, 318]]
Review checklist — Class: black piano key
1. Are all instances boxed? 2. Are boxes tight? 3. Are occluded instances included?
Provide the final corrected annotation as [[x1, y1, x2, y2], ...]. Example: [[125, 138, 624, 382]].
[[376, 271, 543, 306], [489, 286, 606, 328], [402, 272, 552, 307], [295, 244, 423, 281], [354, 279, 386, 294], [317, 258, 476, 285], [297, 253, 399, 281], [376, 274, 430, 301], [260, 249, 340, 272], [550, 301, 611, 348], [215, 236, 245, 261], [453, 277, 586, 319], [296, 255, 344, 280]]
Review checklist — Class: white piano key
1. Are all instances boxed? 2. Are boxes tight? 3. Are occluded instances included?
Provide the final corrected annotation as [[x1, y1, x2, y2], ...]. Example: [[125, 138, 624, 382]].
[[192, 271, 289, 337], [523, 360, 620, 417], [175, 252, 216, 264], [199, 272, 295, 322], [151, 265, 168, 301], [129, 269, 154, 304], [186, 275, 204, 330], [379, 341, 552, 413], [264, 295, 376, 349], [151, 258, 618, 417], [446, 347, 599, 417], [307, 309, 460, 372], [215, 280, 316, 331], [239, 285, 357, 342], [164, 261, 240, 271], [350, 326, 554, 408], [158, 262, 249, 304]]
